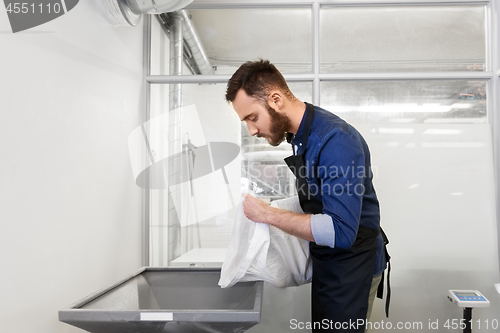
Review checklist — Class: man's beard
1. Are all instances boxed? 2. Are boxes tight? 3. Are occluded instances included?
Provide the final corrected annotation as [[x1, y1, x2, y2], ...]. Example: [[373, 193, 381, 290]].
[[257, 104, 292, 146]]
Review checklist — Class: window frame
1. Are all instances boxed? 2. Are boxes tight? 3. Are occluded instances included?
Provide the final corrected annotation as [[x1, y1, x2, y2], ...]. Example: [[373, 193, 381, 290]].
[[141, 0, 499, 267]]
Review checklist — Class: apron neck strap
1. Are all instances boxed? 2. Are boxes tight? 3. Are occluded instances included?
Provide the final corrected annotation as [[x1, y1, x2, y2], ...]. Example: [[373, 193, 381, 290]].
[[297, 102, 315, 156]]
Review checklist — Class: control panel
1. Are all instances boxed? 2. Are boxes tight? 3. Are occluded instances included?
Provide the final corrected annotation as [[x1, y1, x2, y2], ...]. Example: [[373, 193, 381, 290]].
[[448, 290, 490, 308]]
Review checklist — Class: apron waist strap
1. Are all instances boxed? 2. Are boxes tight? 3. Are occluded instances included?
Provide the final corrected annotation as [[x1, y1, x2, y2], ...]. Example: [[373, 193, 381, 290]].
[[377, 227, 391, 318]]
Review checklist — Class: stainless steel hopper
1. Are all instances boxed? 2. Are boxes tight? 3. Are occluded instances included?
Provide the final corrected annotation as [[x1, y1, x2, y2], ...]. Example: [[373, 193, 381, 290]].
[[59, 267, 263, 333]]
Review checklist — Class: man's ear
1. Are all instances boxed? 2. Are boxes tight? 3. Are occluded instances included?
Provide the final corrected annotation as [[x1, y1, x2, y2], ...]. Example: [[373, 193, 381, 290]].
[[267, 91, 284, 111]]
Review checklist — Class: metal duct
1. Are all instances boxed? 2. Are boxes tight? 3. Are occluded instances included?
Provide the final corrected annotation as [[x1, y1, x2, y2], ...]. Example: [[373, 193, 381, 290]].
[[102, 0, 193, 26], [168, 12, 184, 261], [126, 0, 193, 14], [169, 12, 183, 104], [157, 11, 214, 75], [178, 10, 214, 75]]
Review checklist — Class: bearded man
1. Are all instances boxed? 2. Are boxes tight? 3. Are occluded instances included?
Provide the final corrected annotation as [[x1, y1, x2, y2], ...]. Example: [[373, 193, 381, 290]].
[[225, 60, 390, 332]]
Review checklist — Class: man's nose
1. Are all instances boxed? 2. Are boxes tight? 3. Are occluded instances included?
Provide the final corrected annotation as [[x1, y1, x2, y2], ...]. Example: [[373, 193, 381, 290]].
[[246, 123, 259, 136]]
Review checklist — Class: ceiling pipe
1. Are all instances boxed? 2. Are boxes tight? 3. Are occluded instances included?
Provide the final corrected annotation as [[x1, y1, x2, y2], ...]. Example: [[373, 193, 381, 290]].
[[101, 0, 193, 26], [157, 11, 214, 76], [178, 10, 214, 75], [126, 0, 192, 14], [167, 12, 184, 261]]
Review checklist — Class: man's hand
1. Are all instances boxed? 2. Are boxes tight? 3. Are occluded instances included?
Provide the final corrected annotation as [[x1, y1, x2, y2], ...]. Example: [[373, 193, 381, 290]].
[[242, 194, 315, 242], [242, 194, 271, 224]]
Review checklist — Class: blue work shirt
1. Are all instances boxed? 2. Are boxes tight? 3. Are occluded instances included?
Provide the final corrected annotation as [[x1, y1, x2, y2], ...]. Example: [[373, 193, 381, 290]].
[[290, 104, 386, 275]]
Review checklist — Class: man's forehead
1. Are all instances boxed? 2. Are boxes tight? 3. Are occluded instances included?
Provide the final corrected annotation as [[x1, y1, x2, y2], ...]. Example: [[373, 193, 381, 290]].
[[233, 90, 263, 121]]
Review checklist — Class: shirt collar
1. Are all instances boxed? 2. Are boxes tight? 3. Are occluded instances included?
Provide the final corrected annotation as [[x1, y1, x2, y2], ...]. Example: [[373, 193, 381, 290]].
[[287, 103, 308, 146]]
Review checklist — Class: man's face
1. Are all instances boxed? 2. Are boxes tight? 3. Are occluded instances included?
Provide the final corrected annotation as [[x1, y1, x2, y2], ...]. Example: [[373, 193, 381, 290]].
[[232, 89, 291, 146]]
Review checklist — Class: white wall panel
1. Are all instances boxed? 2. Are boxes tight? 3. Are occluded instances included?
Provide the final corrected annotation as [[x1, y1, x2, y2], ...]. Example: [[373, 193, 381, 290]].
[[360, 123, 499, 331], [0, 1, 144, 332]]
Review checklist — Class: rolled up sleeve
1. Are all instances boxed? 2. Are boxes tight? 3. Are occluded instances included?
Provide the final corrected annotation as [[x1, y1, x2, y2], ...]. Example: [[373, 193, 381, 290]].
[[310, 213, 335, 248]]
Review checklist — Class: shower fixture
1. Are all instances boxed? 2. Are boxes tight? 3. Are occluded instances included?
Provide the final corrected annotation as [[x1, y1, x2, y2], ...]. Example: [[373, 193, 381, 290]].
[[102, 0, 193, 26]]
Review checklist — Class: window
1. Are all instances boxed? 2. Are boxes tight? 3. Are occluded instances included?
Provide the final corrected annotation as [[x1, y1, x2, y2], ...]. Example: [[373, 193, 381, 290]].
[[142, 2, 497, 281], [151, 8, 312, 75], [320, 80, 486, 123], [320, 5, 486, 73]]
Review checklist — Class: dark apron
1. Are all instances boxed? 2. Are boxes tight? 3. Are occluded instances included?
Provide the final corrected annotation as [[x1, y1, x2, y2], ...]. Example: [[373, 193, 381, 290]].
[[284, 103, 383, 332]]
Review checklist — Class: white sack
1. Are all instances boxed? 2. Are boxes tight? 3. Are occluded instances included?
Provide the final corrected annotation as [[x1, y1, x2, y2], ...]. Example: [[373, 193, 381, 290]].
[[218, 196, 312, 288]]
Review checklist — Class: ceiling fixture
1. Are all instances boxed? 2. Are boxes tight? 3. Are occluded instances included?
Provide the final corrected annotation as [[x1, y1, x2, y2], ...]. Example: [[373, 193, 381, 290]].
[[101, 0, 193, 26]]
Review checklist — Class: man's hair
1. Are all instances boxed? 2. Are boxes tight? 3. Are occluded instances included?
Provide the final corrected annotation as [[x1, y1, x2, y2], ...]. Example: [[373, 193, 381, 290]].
[[225, 59, 293, 104]]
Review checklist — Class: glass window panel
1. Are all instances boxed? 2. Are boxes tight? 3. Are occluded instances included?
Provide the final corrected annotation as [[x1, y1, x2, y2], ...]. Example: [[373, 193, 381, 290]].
[[146, 83, 240, 267], [288, 81, 313, 105], [319, 80, 494, 319], [320, 80, 486, 124], [146, 82, 311, 266], [320, 6, 486, 73], [151, 8, 312, 75], [356, 122, 495, 314]]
